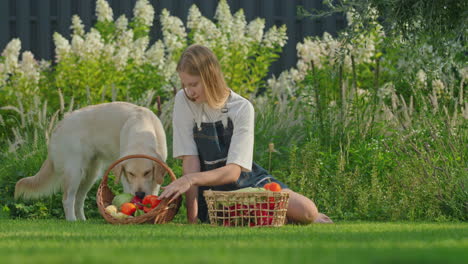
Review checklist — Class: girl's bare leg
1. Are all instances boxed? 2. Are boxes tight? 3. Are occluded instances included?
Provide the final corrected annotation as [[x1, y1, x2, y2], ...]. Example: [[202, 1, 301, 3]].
[[283, 189, 333, 224]]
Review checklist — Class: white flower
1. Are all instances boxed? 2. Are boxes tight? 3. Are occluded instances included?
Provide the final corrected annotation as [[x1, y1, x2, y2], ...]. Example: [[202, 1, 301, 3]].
[[133, 0, 154, 27], [83, 29, 104, 58], [459, 67, 468, 80], [162, 60, 177, 82], [416, 69, 427, 84], [115, 15, 128, 32], [378, 82, 395, 100], [279, 71, 295, 95], [71, 35, 84, 56], [297, 38, 320, 65], [38, 59, 51, 72], [192, 17, 222, 49], [432, 79, 445, 97], [262, 25, 287, 48], [247, 18, 265, 43], [0, 63, 7, 87], [19, 51, 39, 83], [346, 11, 354, 26], [113, 47, 129, 71], [117, 29, 134, 49], [214, 0, 233, 35], [70, 15, 85, 37], [297, 59, 310, 73], [187, 5, 202, 30], [231, 9, 247, 43], [96, 0, 113, 22], [1, 38, 21, 74], [145, 40, 165, 67], [321, 32, 340, 61], [102, 43, 115, 58], [289, 68, 303, 82], [131, 36, 149, 65], [53, 33, 70, 62], [267, 70, 297, 100], [357, 88, 370, 100], [160, 9, 186, 54]]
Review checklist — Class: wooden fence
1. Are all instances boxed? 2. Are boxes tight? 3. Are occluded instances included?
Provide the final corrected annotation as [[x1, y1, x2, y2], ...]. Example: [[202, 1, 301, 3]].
[[0, 0, 345, 75]]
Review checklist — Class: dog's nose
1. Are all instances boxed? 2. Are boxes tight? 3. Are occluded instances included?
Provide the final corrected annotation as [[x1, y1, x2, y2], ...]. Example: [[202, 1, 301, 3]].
[[135, 192, 146, 199]]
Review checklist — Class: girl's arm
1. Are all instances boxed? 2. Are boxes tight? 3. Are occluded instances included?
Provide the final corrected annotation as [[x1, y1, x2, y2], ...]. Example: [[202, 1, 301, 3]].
[[159, 162, 242, 203], [187, 163, 241, 186], [183, 155, 200, 224]]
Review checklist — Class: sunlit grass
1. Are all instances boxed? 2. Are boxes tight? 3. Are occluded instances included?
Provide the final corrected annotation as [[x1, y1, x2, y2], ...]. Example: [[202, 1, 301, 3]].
[[0, 220, 466, 264]]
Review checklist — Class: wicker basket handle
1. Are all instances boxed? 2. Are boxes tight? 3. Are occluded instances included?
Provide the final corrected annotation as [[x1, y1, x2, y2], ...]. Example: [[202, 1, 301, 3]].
[[101, 154, 177, 186]]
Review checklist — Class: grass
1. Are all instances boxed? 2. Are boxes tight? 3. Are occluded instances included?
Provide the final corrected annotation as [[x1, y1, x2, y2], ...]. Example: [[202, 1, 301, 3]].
[[0, 220, 466, 264]]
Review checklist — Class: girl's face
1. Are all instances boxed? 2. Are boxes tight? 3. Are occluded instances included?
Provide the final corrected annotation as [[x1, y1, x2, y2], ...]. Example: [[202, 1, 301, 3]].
[[179, 71, 206, 103]]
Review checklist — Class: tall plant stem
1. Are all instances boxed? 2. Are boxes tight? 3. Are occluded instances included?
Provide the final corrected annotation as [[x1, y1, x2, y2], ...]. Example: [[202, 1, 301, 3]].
[[350, 54, 362, 135], [339, 63, 346, 140], [351, 55, 357, 94], [369, 57, 381, 137], [311, 61, 324, 142]]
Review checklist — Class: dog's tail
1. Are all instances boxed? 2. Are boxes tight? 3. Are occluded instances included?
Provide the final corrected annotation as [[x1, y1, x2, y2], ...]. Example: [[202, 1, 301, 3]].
[[14, 158, 59, 199]]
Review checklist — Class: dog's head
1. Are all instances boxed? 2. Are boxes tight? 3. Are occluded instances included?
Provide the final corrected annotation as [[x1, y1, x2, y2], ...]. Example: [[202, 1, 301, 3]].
[[112, 158, 166, 198]]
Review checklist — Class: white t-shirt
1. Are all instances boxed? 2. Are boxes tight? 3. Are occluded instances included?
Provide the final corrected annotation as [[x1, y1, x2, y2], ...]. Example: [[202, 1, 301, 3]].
[[172, 89, 254, 172]]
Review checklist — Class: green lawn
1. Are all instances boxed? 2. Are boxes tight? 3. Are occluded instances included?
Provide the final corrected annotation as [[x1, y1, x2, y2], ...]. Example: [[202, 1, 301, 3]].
[[0, 220, 466, 264]]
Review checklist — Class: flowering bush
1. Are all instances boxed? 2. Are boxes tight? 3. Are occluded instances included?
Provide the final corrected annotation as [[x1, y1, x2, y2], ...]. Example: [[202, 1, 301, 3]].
[[52, 0, 166, 108], [0, 39, 46, 109], [0, 0, 288, 149], [1, 0, 287, 110], [51, 0, 287, 106], [168, 0, 287, 97], [258, 7, 467, 221], [264, 7, 467, 132]]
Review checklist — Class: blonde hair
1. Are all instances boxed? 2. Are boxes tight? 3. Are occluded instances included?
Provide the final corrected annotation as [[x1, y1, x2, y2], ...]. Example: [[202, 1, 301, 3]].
[[177, 44, 230, 109]]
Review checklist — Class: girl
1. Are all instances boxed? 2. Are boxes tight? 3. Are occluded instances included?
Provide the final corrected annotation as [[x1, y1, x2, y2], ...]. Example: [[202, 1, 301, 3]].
[[159, 44, 332, 224]]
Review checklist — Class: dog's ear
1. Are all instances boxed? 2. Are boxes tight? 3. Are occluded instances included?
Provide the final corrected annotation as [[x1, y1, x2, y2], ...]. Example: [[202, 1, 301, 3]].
[[112, 164, 126, 185], [152, 163, 166, 185]]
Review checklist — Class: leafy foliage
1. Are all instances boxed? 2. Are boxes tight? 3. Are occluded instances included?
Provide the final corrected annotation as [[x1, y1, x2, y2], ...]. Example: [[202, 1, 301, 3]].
[[0, 0, 466, 221], [299, 0, 468, 41]]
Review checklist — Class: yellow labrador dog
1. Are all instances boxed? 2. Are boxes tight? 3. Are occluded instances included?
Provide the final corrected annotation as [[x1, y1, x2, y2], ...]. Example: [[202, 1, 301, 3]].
[[14, 102, 167, 221]]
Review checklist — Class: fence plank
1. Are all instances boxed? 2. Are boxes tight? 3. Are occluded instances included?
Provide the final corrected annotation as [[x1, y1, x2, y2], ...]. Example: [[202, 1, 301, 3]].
[[261, 0, 274, 28], [38, 0, 51, 59], [196, 0, 216, 18], [80, 0, 93, 30], [0, 0, 10, 50], [16, 0, 30, 51], [239, 0, 256, 21], [324, 11, 337, 36], [119, 0, 133, 19], [284, 1, 297, 69], [57, 0, 71, 36]]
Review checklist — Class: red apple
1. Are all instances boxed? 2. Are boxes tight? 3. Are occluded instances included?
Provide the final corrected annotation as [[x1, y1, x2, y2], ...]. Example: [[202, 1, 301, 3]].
[[131, 196, 143, 210]]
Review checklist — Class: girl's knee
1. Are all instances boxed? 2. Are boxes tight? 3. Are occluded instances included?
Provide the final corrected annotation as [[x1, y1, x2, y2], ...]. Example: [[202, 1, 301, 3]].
[[306, 205, 319, 222], [285, 190, 319, 224]]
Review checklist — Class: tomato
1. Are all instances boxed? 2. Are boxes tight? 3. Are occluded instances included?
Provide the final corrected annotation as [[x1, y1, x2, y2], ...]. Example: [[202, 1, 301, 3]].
[[142, 195, 161, 213], [269, 182, 282, 192], [120, 202, 137, 216], [223, 219, 232, 226], [257, 210, 272, 226], [143, 205, 153, 213], [264, 182, 281, 192], [269, 200, 276, 210]]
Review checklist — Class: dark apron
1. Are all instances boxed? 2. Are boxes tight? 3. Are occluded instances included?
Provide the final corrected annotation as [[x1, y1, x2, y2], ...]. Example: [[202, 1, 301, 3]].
[[193, 116, 288, 223]]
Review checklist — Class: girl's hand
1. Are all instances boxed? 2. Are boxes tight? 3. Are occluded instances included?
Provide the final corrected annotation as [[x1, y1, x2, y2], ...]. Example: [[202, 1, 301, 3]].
[[159, 175, 193, 203]]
